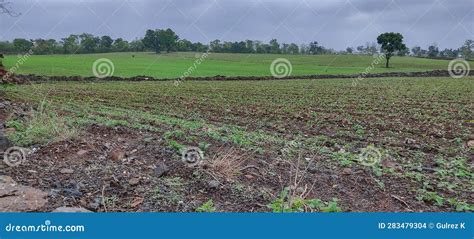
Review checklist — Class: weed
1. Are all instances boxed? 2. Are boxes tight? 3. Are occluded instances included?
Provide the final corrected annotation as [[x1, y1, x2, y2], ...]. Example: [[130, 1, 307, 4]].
[[447, 198, 474, 212], [267, 187, 341, 212], [196, 199, 216, 212], [416, 190, 444, 206], [6, 101, 77, 146], [167, 140, 185, 152]]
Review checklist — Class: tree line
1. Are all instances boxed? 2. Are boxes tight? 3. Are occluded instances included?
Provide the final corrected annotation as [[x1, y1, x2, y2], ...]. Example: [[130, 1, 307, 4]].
[[0, 28, 472, 59]]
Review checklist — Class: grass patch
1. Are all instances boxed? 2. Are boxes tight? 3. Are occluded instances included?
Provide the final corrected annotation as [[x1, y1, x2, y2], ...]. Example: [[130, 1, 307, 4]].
[[3, 52, 452, 78], [6, 101, 78, 146]]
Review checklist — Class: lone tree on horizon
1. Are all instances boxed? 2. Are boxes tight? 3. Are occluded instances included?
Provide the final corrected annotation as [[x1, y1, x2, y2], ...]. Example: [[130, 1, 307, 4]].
[[377, 32, 407, 68]]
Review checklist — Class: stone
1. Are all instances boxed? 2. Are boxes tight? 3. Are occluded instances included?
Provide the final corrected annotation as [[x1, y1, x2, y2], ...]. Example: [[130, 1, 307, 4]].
[[467, 140, 474, 148], [109, 148, 125, 161], [89, 197, 101, 210], [154, 162, 169, 177], [0, 175, 15, 184], [60, 168, 74, 174], [208, 180, 219, 189], [0, 136, 13, 153], [342, 168, 352, 174], [61, 188, 83, 198], [0, 178, 48, 212], [52, 207, 91, 213], [76, 149, 88, 156], [129, 177, 140, 186], [307, 161, 318, 173], [244, 174, 254, 179], [130, 197, 144, 208]]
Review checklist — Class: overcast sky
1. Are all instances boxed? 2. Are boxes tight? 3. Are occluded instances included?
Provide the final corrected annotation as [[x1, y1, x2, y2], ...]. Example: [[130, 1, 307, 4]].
[[0, 0, 472, 50]]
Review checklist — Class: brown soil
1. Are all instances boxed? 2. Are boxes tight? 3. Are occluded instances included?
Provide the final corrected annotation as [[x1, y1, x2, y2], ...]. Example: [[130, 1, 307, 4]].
[[1, 122, 443, 212]]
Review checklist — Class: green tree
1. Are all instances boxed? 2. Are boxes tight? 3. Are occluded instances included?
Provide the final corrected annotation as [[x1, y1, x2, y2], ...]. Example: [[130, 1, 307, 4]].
[[129, 39, 145, 52], [12, 38, 33, 53], [287, 43, 299, 54], [346, 47, 353, 54], [112, 38, 129, 52], [157, 28, 179, 53], [269, 39, 281, 54], [427, 44, 439, 58], [61, 34, 80, 54], [79, 33, 99, 53], [460, 39, 473, 59], [309, 41, 324, 54], [177, 39, 193, 51], [377, 32, 407, 68], [32, 39, 60, 54], [210, 39, 222, 52], [143, 29, 160, 53], [411, 46, 422, 56], [99, 35, 113, 52], [0, 41, 15, 54]]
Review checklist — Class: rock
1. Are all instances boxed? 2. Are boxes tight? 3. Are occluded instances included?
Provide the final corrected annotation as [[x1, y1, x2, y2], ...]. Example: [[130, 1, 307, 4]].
[[154, 162, 169, 177], [208, 180, 219, 189], [468, 140, 474, 148], [0, 178, 48, 212], [342, 168, 352, 174], [60, 168, 74, 174], [404, 138, 421, 150], [61, 188, 83, 198], [76, 149, 88, 156], [129, 177, 140, 186], [0, 136, 13, 153], [48, 189, 61, 198], [0, 175, 16, 184], [244, 174, 254, 179], [89, 197, 102, 210], [307, 161, 318, 173], [52, 207, 91, 213], [381, 158, 397, 169], [404, 138, 416, 145], [109, 148, 125, 161], [130, 197, 144, 208]]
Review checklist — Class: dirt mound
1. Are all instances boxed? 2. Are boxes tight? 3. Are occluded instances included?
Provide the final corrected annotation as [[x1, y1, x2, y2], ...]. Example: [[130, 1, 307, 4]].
[[6, 70, 472, 85]]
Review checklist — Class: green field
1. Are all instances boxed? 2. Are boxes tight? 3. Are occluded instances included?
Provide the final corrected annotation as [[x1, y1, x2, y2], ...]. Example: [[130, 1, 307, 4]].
[[4, 52, 452, 78], [4, 76, 473, 212]]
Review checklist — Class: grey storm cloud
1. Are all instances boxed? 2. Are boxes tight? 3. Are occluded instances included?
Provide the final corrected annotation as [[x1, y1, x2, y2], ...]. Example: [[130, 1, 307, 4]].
[[0, 0, 472, 50]]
